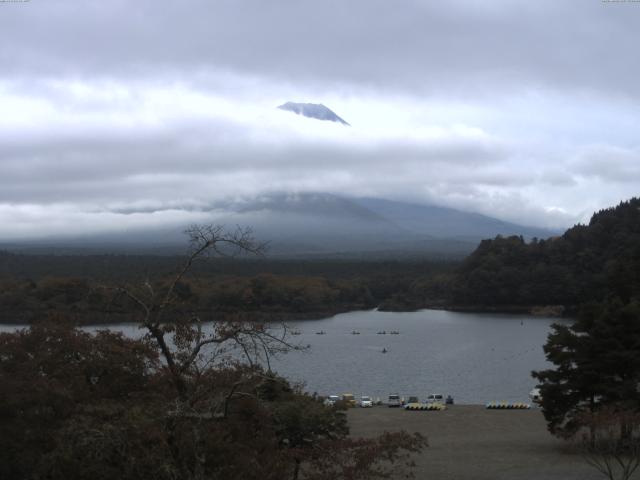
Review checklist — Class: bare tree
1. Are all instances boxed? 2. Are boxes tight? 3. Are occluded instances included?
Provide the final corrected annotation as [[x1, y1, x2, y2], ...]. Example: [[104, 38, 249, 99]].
[[114, 224, 297, 401], [576, 408, 640, 480], [109, 225, 310, 478]]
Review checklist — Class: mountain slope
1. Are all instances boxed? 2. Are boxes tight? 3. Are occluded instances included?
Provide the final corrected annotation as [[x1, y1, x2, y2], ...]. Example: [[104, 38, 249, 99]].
[[354, 197, 555, 240], [214, 193, 556, 257], [451, 197, 640, 309]]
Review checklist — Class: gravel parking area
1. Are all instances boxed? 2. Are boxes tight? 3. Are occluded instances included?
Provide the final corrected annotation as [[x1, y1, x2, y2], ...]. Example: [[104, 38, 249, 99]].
[[347, 405, 604, 480]]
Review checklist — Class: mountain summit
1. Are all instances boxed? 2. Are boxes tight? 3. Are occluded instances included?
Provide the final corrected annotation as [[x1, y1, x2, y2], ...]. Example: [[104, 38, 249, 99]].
[[278, 102, 350, 125]]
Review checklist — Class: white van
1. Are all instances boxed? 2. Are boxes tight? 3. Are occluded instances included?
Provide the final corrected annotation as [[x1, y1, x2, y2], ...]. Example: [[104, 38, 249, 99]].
[[425, 393, 444, 404], [388, 394, 401, 407]]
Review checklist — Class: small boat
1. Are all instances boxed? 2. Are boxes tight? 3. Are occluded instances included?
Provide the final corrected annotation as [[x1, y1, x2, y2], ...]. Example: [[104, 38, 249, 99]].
[[390, 331, 400, 335], [290, 330, 302, 336], [351, 330, 360, 335], [381, 348, 387, 353], [315, 330, 326, 335], [377, 331, 386, 335]]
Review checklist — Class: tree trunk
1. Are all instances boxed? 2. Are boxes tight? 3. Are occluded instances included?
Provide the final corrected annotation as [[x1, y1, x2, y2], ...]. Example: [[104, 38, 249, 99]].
[[293, 458, 301, 480]]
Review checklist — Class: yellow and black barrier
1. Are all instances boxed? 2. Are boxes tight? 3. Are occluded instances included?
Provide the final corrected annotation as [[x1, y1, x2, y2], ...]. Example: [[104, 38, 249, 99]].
[[485, 402, 531, 410], [404, 403, 446, 411]]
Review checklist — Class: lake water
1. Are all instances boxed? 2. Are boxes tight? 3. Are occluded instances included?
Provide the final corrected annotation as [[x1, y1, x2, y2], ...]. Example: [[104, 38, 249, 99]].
[[0, 309, 569, 404]]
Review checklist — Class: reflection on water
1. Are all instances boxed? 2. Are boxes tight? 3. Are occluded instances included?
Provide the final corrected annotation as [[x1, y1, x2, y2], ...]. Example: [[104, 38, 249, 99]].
[[0, 309, 569, 404]]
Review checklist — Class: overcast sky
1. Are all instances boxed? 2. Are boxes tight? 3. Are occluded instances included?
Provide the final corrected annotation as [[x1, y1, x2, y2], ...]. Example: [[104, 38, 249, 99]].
[[1, 0, 639, 240]]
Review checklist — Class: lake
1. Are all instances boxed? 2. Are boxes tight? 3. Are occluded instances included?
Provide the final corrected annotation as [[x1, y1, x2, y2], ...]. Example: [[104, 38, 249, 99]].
[[0, 309, 569, 404]]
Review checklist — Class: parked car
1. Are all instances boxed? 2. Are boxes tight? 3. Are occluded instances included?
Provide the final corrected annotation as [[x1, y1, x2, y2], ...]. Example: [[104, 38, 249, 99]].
[[407, 396, 419, 404], [359, 395, 373, 408], [529, 388, 542, 404], [425, 393, 444, 404], [341, 393, 357, 407], [324, 395, 340, 406], [388, 393, 401, 407]]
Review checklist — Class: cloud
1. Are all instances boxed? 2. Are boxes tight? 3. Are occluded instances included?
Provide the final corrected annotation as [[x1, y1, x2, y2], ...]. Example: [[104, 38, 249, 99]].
[[0, 80, 509, 207], [0, 0, 638, 238], [0, 203, 214, 241], [1, 1, 638, 98], [573, 145, 640, 183]]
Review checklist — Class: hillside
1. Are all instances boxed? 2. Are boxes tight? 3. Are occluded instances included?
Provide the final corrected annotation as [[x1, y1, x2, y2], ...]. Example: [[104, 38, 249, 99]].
[[221, 193, 555, 257], [449, 197, 640, 312]]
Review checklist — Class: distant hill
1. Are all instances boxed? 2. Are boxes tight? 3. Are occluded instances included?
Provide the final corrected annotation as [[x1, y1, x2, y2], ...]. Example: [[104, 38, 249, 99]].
[[353, 197, 553, 241], [450, 197, 640, 311], [277, 102, 350, 125], [0, 193, 559, 259], [211, 193, 556, 257]]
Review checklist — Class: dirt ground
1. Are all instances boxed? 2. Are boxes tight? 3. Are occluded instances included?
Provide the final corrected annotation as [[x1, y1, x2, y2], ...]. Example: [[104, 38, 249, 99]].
[[347, 405, 606, 480]]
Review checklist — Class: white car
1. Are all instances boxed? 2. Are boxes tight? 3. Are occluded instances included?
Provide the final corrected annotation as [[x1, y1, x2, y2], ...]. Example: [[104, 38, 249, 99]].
[[529, 388, 542, 403], [324, 395, 340, 406], [425, 393, 444, 404], [359, 395, 373, 407], [388, 394, 402, 407]]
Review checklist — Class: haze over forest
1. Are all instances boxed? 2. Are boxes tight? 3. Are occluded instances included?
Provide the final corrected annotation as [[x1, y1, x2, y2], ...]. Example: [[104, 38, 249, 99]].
[[1, 0, 639, 248]]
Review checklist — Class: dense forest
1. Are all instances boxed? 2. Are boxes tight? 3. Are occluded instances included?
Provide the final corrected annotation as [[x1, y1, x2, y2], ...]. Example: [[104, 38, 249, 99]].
[[450, 198, 640, 313], [0, 254, 454, 324]]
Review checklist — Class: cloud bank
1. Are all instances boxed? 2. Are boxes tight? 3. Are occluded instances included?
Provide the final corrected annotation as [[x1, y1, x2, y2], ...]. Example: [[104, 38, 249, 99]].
[[0, 0, 638, 239]]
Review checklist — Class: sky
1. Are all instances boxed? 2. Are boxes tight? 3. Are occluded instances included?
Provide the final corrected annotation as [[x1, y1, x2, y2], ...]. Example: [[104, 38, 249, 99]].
[[1, 0, 639, 240]]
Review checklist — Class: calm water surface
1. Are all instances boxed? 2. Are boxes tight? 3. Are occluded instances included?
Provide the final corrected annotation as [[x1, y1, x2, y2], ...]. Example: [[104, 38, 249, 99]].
[[270, 309, 568, 404], [1, 309, 569, 404]]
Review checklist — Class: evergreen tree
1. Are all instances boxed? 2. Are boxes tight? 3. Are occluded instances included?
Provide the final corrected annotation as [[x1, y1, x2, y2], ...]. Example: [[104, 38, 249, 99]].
[[532, 299, 640, 437]]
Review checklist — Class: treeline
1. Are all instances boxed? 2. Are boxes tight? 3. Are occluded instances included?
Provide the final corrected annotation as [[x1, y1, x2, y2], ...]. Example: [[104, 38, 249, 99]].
[[450, 198, 640, 312], [0, 256, 456, 324], [0, 321, 425, 480], [0, 252, 449, 281]]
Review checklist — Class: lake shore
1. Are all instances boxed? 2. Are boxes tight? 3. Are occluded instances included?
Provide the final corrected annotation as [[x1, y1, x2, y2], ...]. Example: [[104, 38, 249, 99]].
[[0, 306, 362, 326], [379, 303, 570, 317], [0, 303, 572, 326], [348, 405, 600, 480]]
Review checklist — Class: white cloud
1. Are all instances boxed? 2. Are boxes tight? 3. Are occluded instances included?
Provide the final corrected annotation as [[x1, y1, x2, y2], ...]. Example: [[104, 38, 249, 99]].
[[0, 0, 639, 238]]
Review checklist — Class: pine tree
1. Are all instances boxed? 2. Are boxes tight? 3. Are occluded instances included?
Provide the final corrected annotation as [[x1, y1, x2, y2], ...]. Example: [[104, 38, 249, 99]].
[[532, 299, 640, 437]]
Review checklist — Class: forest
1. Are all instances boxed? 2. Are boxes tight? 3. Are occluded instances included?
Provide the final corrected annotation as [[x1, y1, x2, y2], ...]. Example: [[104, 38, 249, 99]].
[[0, 253, 454, 324], [450, 198, 640, 313]]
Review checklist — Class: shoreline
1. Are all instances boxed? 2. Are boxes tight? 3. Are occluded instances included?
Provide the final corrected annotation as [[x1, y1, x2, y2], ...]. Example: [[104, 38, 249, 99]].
[[422, 304, 570, 317], [0, 303, 572, 326]]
